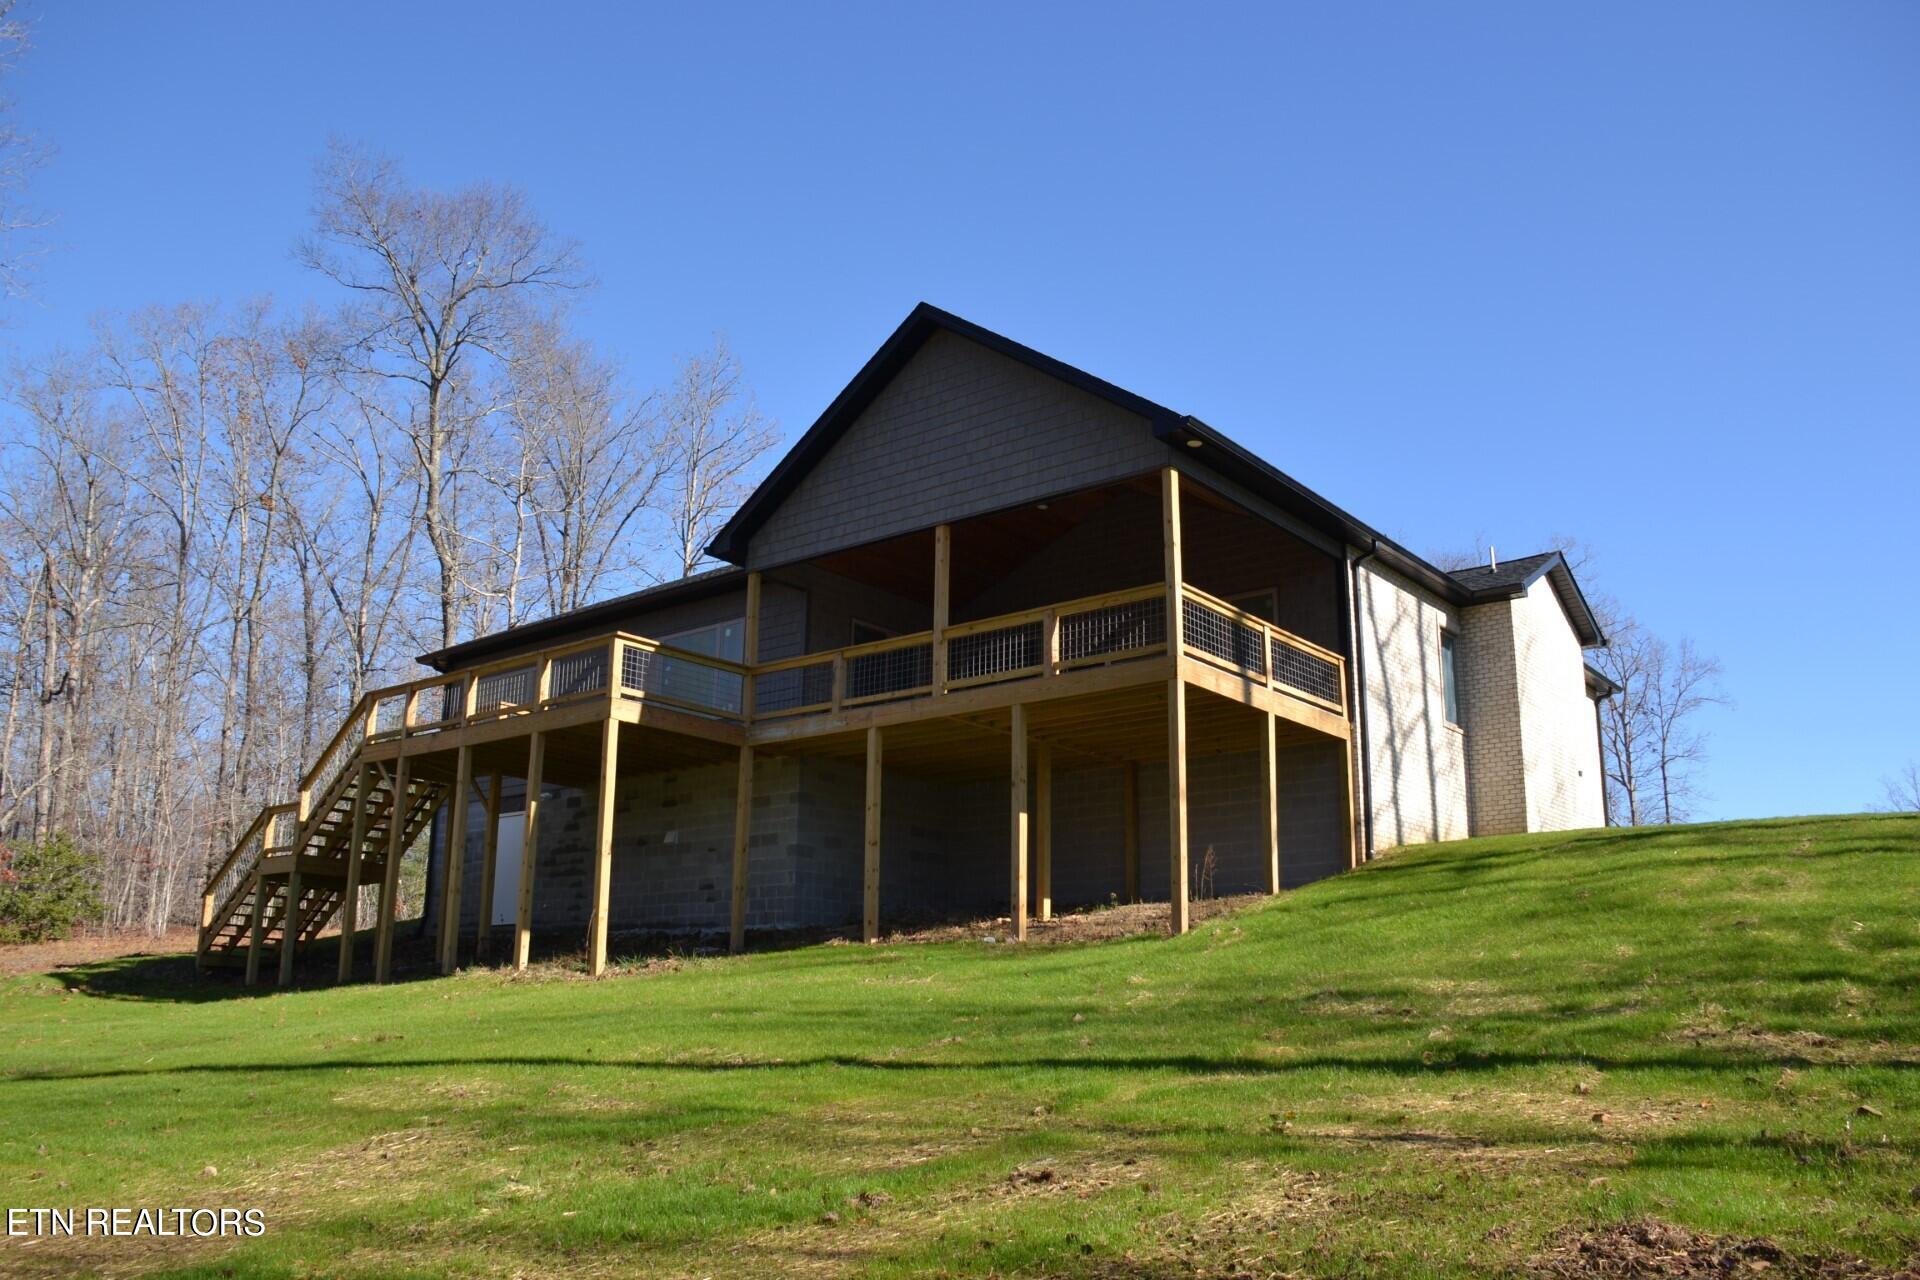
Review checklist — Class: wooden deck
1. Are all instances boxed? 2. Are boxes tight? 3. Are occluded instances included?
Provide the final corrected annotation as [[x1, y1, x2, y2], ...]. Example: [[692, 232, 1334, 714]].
[[199, 469, 1359, 985]]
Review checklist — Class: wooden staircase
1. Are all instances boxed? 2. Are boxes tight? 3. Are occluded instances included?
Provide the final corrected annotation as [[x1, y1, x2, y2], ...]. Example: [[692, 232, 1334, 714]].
[[198, 701, 450, 982]]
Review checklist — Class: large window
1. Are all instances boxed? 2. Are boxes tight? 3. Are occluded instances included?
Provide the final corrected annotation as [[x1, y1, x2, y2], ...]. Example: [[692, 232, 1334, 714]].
[[1440, 630, 1461, 726], [663, 619, 745, 662], [657, 618, 746, 713]]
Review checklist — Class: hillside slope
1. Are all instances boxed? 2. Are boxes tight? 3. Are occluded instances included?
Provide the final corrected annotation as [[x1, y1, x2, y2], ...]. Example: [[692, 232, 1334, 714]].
[[1, 814, 1916, 1278]]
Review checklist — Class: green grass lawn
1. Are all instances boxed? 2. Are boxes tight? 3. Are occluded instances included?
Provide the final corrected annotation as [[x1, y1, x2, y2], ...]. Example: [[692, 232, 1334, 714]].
[[2, 814, 1917, 1278]]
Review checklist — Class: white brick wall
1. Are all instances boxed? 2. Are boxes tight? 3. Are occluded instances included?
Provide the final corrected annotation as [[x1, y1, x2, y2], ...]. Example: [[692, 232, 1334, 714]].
[[1355, 563, 1470, 847], [1510, 577, 1606, 830], [1457, 577, 1605, 835]]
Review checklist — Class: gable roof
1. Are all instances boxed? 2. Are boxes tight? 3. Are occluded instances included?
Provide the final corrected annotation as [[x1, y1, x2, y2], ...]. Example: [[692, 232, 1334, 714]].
[[1446, 552, 1606, 647], [708, 303, 1606, 645]]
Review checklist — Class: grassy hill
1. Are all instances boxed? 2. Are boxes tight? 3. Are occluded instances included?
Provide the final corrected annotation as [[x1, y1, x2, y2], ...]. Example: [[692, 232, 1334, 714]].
[[2, 814, 1916, 1278]]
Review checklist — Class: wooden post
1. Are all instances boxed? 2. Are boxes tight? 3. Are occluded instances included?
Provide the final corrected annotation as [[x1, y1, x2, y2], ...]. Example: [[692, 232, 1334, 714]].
[[198, 884, 216, 973], [277, 863, 303, 988], [1122, 761, 1140, 903], [1163, 466, 1189, 936], [830, 653, 846, 712], [439, 745, 473, 975], [587, 719, 619, 976], [374, 756, 410, 983], [513, 732, 546, 971], [1034, 742, 1053, 921], [931, 524, 951, 695], [1043, 610, 1061, 677], [1261, 712, 1281, 895], [729, 745, 754, 954], [1167, 678, 1190, 936], [1162, 468, 1184, 658], [244, 871, 267, 986], [862, 725, 883, 943], [475, 773, 503, 960], [742, 572, 762, 721], [337, 764, 371, 983], [1009, 704, 1029, 942]]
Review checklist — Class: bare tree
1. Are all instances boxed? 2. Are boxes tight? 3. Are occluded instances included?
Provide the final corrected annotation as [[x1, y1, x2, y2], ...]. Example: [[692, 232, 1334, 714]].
[[1880, 762, 1920, 813], [659, 339, 776, 577], [0, 1, 46, 300], [299, 141, 584, 648], [1641, 636, 1726, 824], [508, 318, 664, 614]]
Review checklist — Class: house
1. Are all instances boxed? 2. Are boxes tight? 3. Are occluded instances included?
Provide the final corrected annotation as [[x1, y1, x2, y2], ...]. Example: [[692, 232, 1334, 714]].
[[196, 303, 1612, 986]]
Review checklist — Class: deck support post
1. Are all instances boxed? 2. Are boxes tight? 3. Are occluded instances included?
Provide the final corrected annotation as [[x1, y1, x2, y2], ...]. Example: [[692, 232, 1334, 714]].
[[439, 746, 473, 975], [244, 871, 267, 986], [1167, 678, 1190, 936], [931, 524, 951, 695], [1163, 467, 1190, 936], [1122, 761, 1140, 903], [1261, 711, 1281, 895], [863, 725, 883, 943], [730, 745, 754, 954], [1010, 704, 1030, 941], [337, 764, 371, 982], [1034, 742, 1053, 921], [513, 732, 546, 971], [277, 863, 303, 988], [587, 719, 620, 976], [475, 773, 503, 960], [375, 756, 410, 983]]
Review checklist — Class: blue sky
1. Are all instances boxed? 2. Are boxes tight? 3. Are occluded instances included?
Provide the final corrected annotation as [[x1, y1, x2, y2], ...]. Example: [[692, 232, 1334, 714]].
[[7, 3, 1917, 819]]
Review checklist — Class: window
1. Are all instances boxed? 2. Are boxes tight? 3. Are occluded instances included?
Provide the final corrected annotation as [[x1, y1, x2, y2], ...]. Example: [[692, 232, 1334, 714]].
[[1440, 630, 1461, 726], [1228, 589, 1277, 623], [849, 618, 894, 646], [657, 618, 746, 713], [663, 619, 745, 662]]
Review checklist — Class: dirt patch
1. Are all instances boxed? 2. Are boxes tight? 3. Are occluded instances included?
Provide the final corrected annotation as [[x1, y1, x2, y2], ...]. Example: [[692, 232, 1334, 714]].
[[1529, 1218, 1917, 1279], [0, 927, 198, 975]]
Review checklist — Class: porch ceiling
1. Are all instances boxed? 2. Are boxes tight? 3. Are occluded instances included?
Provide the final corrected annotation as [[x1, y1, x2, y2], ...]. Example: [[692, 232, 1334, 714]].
[[755, 680, 1325, 782], [806, 474, 1160, 606]]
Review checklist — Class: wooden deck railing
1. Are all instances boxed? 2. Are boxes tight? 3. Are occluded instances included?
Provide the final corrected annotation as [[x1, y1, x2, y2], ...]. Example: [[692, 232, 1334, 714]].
[[202, 581, 1346, 912]]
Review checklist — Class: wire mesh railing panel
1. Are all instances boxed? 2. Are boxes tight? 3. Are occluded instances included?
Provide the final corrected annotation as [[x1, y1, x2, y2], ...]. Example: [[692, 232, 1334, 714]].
[[370, 692, 410, 737], [308, 718, 366, 808], [1060, 596, 1166, 664], [620, 645, 745, 715], [267, 806, 300, 852], [847, 642, 933, 700], [548, 645, 609, 700], [1181, 597, 1267, 676], [946, 621, 1042, 685], [754, 661, 835, 715], [1270, 635, 1344, 708], [473, 664, 537, 716]]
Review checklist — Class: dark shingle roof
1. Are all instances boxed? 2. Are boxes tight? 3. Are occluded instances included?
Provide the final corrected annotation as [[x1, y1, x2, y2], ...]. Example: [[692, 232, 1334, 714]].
[[1444, 552, 1606, 648], [417, 565, 746, 671], [1443, 552, 1561, 595]]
